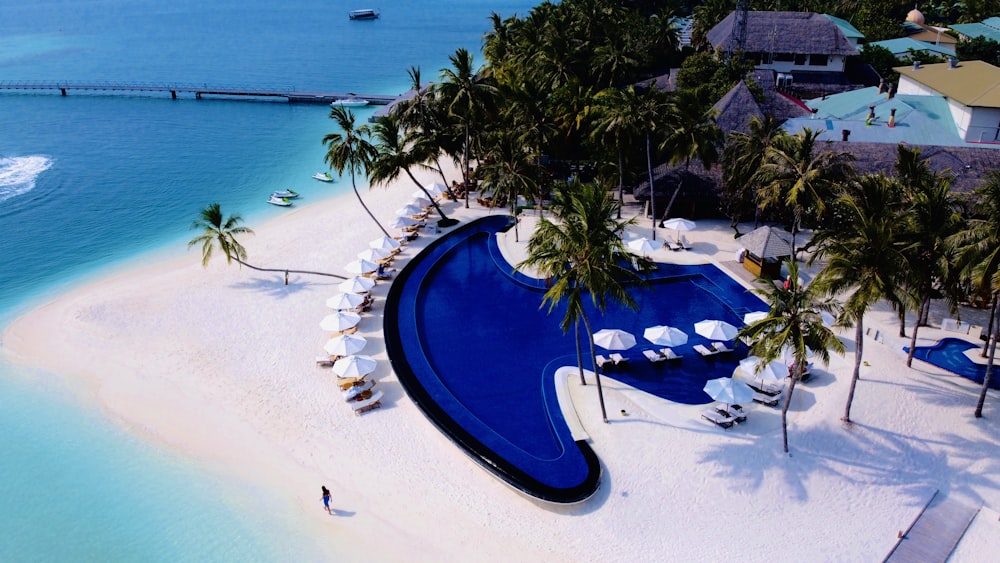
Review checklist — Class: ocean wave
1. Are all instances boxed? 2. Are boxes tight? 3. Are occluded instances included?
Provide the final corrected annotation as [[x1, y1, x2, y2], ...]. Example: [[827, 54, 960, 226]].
[[0, 155, 53, 203]]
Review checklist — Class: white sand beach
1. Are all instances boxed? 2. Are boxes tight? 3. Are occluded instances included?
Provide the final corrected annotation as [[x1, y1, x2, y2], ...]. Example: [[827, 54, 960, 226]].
[[4, 163, 1000, 561]]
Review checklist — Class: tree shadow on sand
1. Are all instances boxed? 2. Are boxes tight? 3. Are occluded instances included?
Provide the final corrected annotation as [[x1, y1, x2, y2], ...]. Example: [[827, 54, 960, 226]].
[[228, 274, 325, 298]]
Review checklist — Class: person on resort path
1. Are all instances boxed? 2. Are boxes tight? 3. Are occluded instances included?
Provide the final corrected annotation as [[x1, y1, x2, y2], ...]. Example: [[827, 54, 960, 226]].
[[321, 485, 332, 515]]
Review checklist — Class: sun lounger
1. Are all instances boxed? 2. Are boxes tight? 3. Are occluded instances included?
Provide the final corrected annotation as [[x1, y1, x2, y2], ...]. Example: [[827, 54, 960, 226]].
[[643, 349, 667, 363], [717, 405, 747, 423], [748, 380, 784, 396], [342, 379, 376, 400], [351, 389, 384, 415], [666, 240, 682, 251], [702, 408, 736, 429], [693, 344, 719, 357], [659, 347, 682, 360], [595, 355, 611, 370], [680, 235, 693, 250], [331, 326, 359, 337], [316, 355, 335, 367], [609, 353, 629, 368], [712, 341, 734, 353], [753, 392, 780, 407], [337, 374, 369, 391]]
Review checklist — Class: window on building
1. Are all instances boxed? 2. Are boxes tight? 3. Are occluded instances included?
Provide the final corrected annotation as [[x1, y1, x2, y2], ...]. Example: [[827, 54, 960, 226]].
[[774, 53, 794, 62], [809, 54, 829, 66], [794, 54, 808, 65]]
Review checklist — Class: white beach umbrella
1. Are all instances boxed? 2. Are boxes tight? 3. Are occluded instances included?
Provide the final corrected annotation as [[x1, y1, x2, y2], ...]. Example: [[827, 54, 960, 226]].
[[627, 237, 663, 256], [357, 247, 390, 262], [325, 292, 365, 310], [320, 311, 362, 332], [593, 328, 637, 350], [345, 258, 378, 274], [324, 334, 368, 357], [396, 203, 424, 217], [643, 325, 689, 347], [703, 377, 754, 407], [739, 356, 787, 382], [368, 235, 401, 252], [338, 276, 376, 294], [411, 196, 433, 209], [662, 217, 696, 232], [332, 354, 377, 378], [743, 311, 768, 324], [694, 319, 739, 341], [390, 216, 419, 229], [424, 182, 447, 197]]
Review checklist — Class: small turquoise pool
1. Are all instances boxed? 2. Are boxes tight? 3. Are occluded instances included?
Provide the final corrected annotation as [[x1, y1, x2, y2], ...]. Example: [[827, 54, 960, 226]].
[[384, 217, 765, 502], [905, 337, 1000, 389]]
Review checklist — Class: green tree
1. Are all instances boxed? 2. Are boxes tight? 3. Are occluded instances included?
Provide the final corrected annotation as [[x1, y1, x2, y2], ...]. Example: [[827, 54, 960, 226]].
[[740, 260, 844, 453], [188, 203, 345, 284], [811, 173, 908, 424], [322, 106, 388, 237], [590, 85, 646, 217], [722, 115, 785, 230], [519, 180, 652, 422], [952, 171, 1000, 418], [478, 126, 541, 242], [956, 36, 1000, 67], [658, 86, 723, 221]]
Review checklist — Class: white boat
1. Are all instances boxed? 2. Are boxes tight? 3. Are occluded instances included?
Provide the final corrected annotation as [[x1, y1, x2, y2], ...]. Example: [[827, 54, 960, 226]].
[[312, 172, 333, 182], [267, 195, 292, 207], [330, 97, 369, 108], [349, 9, 379, 20], [271, 189, 299, 199]]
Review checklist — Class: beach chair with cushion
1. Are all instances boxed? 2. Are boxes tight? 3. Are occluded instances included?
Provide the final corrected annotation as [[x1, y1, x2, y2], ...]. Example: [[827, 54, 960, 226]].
[[752, 392, 781, 407], [693, 344, 718, 357], [750, 380, 784, 396], [595, 355, 612, 370], [342, 379, 376, 401], [666, 239, 682, 251], [351, 389, 384, 415], [643, 349, 667, 364], [659, 348, 682, 361], [316, 355, 336, 367], [680, 235, 693, 250], [712, 341, 734, 353], [336, 374, 369, 391], [609, 353, 629, 368], [717, 404, 747, 423], [701, 408, 736, 429]]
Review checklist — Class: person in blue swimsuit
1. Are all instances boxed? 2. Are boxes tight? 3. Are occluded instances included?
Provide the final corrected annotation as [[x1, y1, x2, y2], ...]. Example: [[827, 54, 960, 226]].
[[321, 485, 332, 515]]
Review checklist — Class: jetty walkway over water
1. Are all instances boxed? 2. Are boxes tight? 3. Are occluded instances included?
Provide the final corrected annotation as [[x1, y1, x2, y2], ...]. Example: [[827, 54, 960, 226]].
[[0, 80, 398, 105]]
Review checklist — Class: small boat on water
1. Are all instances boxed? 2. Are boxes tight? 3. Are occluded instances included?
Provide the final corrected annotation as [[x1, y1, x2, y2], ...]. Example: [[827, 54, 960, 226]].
[[349, 9, 379, 20], [271, 189, 299, 199], [330, 97, 369, 108], [267, 195, 293, 207], [313, 172, 334, 182]]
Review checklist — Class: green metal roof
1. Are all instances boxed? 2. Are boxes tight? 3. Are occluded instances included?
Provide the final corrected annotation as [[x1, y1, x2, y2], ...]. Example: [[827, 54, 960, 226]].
[[822, 14, 865, 39], [868, 37, 954, 58], [950, 22, 1000, 42]]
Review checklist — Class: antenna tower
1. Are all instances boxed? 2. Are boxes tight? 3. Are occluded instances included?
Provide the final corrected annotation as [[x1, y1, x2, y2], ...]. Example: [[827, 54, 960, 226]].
[[726, 0, 749, 62]]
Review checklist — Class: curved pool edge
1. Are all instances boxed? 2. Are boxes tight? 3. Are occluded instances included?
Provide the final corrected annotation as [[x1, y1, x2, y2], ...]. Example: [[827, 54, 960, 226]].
[[383, 216, 602, 504]]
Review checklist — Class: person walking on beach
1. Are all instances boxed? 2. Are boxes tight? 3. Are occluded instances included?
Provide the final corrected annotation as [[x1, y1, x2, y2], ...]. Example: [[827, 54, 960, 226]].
[[321, 485, 332, 515]]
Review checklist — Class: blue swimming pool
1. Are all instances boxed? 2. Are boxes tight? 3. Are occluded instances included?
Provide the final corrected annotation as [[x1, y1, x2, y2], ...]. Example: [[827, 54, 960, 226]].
[[905, 337, 1000, 389], [384, 216, 765, 502]]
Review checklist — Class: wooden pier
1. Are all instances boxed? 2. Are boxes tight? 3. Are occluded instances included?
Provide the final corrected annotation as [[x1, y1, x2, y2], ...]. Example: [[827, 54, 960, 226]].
[[0, 81, 397, 105], [882, 491, 981, 563]]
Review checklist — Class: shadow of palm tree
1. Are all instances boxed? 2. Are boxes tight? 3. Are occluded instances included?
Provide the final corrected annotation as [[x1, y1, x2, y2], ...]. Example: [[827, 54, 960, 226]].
[[229, 274, 317, 297]]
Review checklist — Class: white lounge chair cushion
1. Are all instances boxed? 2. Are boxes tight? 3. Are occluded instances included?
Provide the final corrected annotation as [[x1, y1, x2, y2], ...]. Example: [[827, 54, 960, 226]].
[[693, 344, 718, 356], [643, 349, 666, 362]]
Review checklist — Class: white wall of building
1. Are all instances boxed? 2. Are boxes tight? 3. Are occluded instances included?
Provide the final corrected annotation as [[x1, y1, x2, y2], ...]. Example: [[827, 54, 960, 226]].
[[757, 54, 845, 73], [967, 106, 1000, 142]]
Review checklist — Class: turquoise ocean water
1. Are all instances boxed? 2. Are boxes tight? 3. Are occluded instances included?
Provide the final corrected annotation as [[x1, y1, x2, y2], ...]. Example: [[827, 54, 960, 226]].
[[0, 1, 535, 559]]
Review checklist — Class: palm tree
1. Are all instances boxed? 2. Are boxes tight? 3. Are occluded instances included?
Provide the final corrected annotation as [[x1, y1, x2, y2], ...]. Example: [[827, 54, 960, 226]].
[[722, 115, 785, 230], [590, 86, 644, 218], [519, 181, 652, 422], [477, 126, 541, 242], [624, 82, 672, 239], [952, 171, 1000, 418], [368, 114, 458, 228], [754, 128, 855, 258], [740, 260, 844, 453], [436, 48, 497, 208], [396, 66, 458, 200], [322, 106, 388, 238], [188, 203, 345, 284], [811, 173, 908, 424], [658, 87, 723, 222]]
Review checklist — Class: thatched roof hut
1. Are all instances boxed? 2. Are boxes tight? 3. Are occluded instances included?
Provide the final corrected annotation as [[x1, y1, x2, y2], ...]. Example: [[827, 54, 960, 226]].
[[737, 226, 792, 278]]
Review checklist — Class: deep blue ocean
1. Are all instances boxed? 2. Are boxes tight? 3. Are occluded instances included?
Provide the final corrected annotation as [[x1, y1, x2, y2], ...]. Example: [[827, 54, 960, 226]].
[[0, 1, 536, 559]]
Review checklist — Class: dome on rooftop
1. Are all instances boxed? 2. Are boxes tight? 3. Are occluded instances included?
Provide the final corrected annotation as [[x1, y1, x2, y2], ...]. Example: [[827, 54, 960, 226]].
[[906, 8, 925, 24]]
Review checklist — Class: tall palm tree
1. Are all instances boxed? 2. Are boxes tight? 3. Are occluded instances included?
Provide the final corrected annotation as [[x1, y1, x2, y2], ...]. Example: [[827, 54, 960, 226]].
[[626, 82, 672, 239], [368, 114, 458, 228], [322, 106, 388, 238], [754, 128, 855, 258], [722, 115, 785, 230], [396, 66, 458, 199], [590, 86, 643, 218], [740, 260, 844, 453], [658, 87, 723, 222], [811, 173, 908, 424], [519, 181, 652, 423], [436, 48, 497, 208], [188, 203, 345, 284], [478, 126, 541, 242], [952, 171, 1000, 418]]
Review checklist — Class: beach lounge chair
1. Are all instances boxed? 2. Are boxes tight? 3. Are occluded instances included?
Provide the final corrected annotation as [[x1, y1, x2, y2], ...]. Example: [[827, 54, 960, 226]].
[[679, 235, 693, 250], [595, 355, 611, 370], [712, 341, 734, 353], [331, 326, 359, 337], [717, 405, 747, 423], [610, 353, 629, 368], [666, 240, 682, 251], [351, 389, 383, 415], [342, 379, 376, 401], [643, 349, 667, 364], [693, 344, 718, 357], [701, 408, 736, 429], [315, 355, 335, 367], [752, 392, 780, 407], [659, 348, 682, 361], [337, 374, 369, 391], [748, 380, 784, 396]]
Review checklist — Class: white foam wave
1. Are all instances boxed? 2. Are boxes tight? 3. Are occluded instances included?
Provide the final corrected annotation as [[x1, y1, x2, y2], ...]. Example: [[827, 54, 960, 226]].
[[0, 155, 53, 203]]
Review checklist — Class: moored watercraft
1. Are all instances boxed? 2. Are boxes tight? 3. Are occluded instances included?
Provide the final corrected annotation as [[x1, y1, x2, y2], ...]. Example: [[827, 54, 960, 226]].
[[312, 172, 333, 182], [349, 9, 379, 20], [330, 97, 369, 108], [266, 195, 292, 207], [271, 189, 299, 199]]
